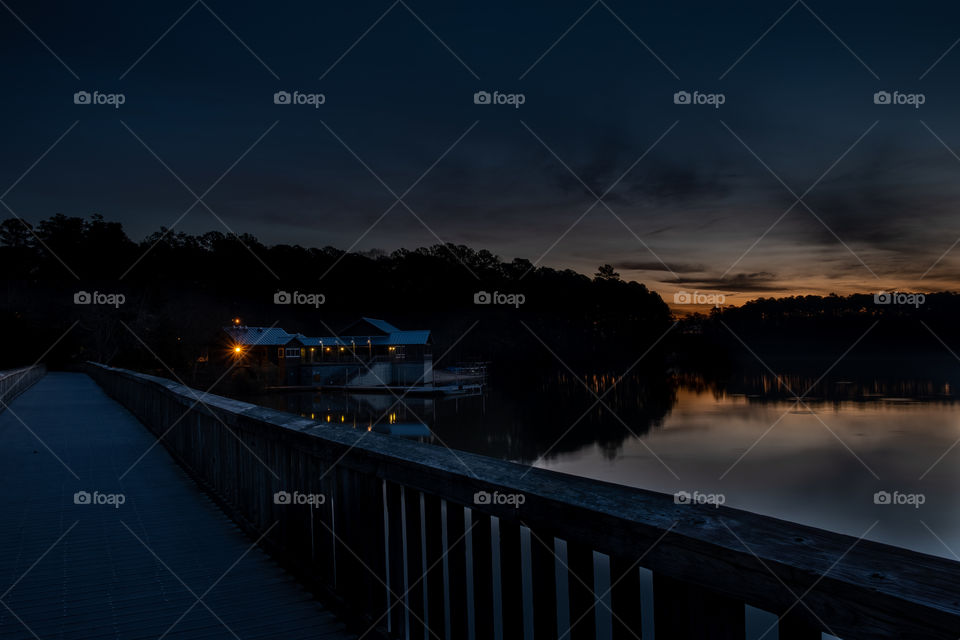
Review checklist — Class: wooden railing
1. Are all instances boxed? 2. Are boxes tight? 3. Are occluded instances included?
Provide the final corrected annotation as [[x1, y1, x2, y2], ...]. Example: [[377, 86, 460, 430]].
[[86, 362, 960, 640], [0, 365, 46, 408]]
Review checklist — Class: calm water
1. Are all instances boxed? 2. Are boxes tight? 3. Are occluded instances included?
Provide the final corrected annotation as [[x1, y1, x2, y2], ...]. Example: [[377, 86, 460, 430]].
[[246, 362, 960, 560]]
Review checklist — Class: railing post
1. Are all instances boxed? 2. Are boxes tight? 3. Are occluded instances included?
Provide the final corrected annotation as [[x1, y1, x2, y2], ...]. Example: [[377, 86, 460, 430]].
[[315, 457, 336, 587], [470, 509, 494, 640], [385, 481, 406, 635], [404, 488, 426, 639]]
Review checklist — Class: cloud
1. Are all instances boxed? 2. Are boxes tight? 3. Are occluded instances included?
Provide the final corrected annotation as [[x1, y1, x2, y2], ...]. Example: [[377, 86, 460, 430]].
[[624, 165, 731, 204], [785, 146, 960, 262], [666, 271, 781, 292], [615, 260, 706, 273], [543, 130, 731, 207]]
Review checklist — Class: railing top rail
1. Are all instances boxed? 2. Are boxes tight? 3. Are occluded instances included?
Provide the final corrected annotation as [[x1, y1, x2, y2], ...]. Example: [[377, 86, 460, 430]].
[[87, 362, 960, 639], [0, 365, 44, 380]]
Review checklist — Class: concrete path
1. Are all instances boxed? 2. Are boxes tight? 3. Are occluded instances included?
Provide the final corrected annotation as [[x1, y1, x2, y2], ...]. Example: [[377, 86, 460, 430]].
[[0, 372, 354, 640]]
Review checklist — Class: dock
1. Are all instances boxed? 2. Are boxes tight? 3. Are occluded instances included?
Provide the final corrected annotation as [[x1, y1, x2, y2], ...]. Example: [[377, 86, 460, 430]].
[[0, 369, 353, 639], [265, 382, 483, 395], [4, 362, 960, 639]]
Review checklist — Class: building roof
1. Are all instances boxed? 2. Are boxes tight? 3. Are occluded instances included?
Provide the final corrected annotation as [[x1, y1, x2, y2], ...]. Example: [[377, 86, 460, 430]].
[[298, 332, 430, 347], [304, 318, 430, 346], [360, 317, 400, 334], [224, 319, 430, 347], [224, 326, 298, 346], [340, 317, 401, 336], [382, 330, 431, 345], [296, 335, 348, 347]]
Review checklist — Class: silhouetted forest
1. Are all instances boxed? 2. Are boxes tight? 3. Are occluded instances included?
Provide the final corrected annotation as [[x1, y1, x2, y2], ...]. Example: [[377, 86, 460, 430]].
[[4, 214, 960, 382], [0, 214, 672, 376], [677, 292, 960, 373]]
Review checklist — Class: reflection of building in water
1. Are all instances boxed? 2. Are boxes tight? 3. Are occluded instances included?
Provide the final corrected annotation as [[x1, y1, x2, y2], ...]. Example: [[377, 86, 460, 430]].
[[274, 391, 437, 438], [224, 317, 432, 387]]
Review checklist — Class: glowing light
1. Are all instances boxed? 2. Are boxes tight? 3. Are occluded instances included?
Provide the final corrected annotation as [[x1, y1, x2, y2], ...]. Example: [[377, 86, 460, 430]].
[[233, 346, 242, 354]]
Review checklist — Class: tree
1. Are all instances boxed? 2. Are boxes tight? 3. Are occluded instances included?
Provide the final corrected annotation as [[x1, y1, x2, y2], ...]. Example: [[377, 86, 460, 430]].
[[0, 217, 34, 248], [595, 264, 620, 281]]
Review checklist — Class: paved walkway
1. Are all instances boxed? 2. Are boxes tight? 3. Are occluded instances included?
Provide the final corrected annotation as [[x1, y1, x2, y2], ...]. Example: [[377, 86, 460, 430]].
[[0, 372, 354, 640]]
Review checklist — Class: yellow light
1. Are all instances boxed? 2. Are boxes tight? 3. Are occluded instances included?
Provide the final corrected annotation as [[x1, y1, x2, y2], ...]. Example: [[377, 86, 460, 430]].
[[233, 346, 242, 353], [339, 347, 344, 352], [232, 318, 240, 325]]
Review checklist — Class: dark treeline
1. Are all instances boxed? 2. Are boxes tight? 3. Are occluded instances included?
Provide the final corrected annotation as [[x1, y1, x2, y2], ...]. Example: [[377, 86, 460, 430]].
[[0, 214, 672, 378], [678, 293, 960, 375], [5, 214, 960, 384]]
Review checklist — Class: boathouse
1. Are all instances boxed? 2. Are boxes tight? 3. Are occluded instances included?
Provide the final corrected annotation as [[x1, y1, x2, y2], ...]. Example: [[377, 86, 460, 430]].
[[224, 318, 433, 387]]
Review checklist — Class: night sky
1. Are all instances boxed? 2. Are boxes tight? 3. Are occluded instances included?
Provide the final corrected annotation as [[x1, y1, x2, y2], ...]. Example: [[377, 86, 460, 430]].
[[4, 0, 960, 307]]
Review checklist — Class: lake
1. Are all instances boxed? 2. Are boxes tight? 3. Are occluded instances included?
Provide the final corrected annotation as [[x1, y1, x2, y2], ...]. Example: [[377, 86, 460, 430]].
[[244, 360, 960, 561]]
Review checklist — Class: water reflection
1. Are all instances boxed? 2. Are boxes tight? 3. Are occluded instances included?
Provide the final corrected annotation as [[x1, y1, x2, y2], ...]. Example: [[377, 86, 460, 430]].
[[250, 372, 676, 462], [244, 360, 960, 559]]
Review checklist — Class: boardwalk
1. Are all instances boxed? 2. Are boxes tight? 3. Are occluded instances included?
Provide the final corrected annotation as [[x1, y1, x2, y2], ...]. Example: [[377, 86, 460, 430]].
[[0, 372, 353, 640]]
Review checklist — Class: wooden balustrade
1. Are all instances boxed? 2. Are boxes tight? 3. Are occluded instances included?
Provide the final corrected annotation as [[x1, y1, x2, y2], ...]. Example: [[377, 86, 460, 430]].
[[0, 364, 46, 408], [86, 362, 960, 640]]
